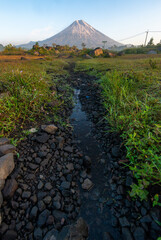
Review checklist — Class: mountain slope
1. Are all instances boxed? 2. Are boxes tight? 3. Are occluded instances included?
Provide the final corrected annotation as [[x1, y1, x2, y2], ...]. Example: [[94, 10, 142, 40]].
[[18, 20, 122, 49]]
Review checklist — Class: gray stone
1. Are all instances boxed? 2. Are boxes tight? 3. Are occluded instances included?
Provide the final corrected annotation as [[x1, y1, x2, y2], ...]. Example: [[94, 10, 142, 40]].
[[34, 228, 43, 240], [60, 181, 70, 190], [0, 179, 5, 191], [66, 163, 74, 172], [119, 217, 130, 227], [0, 222, 8, 234], [43, 196, 52, 204], [43, 228, 58, 240], [134, 227, 146, 240], [82, 178, 93, 190], [3, 179, 18, 199], [29, 163, 39, 170], [0, 191, 3, 207], [36, 133, 49, 143], [2, 230, 17, 240], [64, 146, 73, 153], [122, 228, 133, 240], [37, 209, 50, 227], [30, 206, 38, 219], [22, 191, 31, 199], [38, 200, 46, 212], [0, 138, 10, 146], [52, 210, 66, 221], [45, 182, 52, 190], [41, 124, 58, 134], [38, 181, 44, 190], [0, 144, 16, 155], [0, 153, 15, 179]]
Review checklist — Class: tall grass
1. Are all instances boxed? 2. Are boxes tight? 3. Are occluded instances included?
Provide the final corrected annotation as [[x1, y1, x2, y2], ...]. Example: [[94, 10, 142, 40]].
[[100, 70, 161, 200]]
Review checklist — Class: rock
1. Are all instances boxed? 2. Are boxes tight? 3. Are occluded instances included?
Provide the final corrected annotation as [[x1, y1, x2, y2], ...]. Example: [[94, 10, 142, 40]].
[[60, 181, 70, 190], [45, 182, 52, 190], [66, 217, 88, 239], [66, 163, 74, 172], [36, 133, 49, 143], [38, 200, 46, 212], [140, 215, 152, 223], [0, 179, 5, 191], [58, 225, 70, 240], [37, 209, 50, 227], [111, 146, 120, 157], [34, 228, 43, 240], [26, 222, 34, 231], [0, 222, 8, 234], [22, 191, 31, 199], [29, 163, 39, 170], [119, 217, 130, 227], [0, 138, 10, 146], [38, 181, 44, 190], [83, 156, 91, 168], [43, 196, 52, 204], [82, 179, 93, 190], [3, 179, 18, 199], [46, 215, 55, 225], [30, 206, 38, 219], [0, 191, 3, 207], [2, 230, 17, 240], [53, 210, 66, 221], [28, 128, 37, 133], [103, 232, 114, 240], [53, 201, 61, 210], [43, 228, 58, 240], [141, 207, 147, 216], [126, 176, 133, 187], [122, 228, 133, 240], [64, 146, 73, 153], [150, 207, 161, 222], [111, 216, 118, 227], [0, 144, 16, 155], [134, 227, 146, 240], [0, 153, 15, 179], [41, 124, 58, 134]]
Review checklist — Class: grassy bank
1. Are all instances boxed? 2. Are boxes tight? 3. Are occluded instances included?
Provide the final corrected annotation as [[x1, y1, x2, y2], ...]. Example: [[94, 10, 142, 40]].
[[75, 56, 161, 202], [0, 58, 69, 139]]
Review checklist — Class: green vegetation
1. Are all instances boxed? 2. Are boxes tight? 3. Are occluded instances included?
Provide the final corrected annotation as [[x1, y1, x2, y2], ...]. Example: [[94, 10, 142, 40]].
[[0, 58, 70, 139], [75, 57, 161, 201]]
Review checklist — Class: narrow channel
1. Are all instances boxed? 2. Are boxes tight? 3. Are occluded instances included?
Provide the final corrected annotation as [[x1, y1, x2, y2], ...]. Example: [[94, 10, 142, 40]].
[[70, 89, 122, 240]]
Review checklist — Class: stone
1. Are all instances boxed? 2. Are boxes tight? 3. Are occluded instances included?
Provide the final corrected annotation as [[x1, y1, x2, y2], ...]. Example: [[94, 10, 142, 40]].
[[140, 215, 152, 223], [122, 228, 133, 240], [66, 217, 88, 239], [2, 230, 17, 240], [0, 144, 16, 155], [34, 228, 43, 240], [111, 146, 120, 157], [0, 222, 8, 234], [82, 179, 93, 190], [0, 138, 10, 146], [83, 156, 92, 168], [103, 232, 114, 240], [41, 124, 58, 134], [0, 179, 5, 190], [26, 222, 34, 231], [29, 163, 39, 170], [45, 182, 52, 190], [111, 216, 118, 227], [43, 228, 58, 240], [119, 217, 130, 227], [36, 133, 49, 143], [46, 215, 55, 225], [3, 179, 18, 199], [0, 191, 3, 207], [66, 163, 74, 172], [60, 181, 70, 190], [38, 181, 44, 190], [64, 146, 73, 153], [0, 153, 15, 179], [22, 191, 31, 199], [53, 210, 66, 221], [43, 196, 52, 204], [38, 200, 46, 212], [30, 206, 38, 219], [37, 209, 50, 227], [134, 227, 146, 240], [126, 176, 133, 187]]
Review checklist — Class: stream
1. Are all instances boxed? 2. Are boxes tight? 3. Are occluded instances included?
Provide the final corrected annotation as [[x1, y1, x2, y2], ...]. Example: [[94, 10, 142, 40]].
[[70, 89, 122, 240]]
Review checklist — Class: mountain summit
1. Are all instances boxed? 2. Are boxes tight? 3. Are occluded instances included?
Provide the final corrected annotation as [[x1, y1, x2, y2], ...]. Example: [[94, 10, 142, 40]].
[[19, 20, 122, 49]]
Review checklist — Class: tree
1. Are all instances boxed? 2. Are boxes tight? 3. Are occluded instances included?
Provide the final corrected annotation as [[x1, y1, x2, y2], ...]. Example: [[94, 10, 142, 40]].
[[81, 42, 86, 49], [147, 37, 154, 46]]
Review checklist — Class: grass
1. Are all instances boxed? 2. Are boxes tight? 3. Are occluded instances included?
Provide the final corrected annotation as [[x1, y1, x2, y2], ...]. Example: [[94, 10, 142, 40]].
[[75, 56, 161, 201], [0, 57, 70, 139]]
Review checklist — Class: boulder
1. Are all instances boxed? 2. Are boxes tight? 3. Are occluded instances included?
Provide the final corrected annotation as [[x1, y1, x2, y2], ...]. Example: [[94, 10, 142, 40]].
[[0, 138, 10, 146], [0, 153, 15, 179], [0, 144, 16, 155], [3, 179, 18, 199], [41, 124, 58, 134]]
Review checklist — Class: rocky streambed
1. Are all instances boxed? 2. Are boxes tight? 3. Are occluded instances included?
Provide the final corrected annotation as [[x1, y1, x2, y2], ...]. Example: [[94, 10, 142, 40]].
[[0, 70, 161, 240]]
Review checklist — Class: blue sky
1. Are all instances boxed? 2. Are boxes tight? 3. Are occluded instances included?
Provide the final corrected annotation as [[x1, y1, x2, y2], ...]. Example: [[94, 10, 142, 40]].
[[1, 0, 161, 46]]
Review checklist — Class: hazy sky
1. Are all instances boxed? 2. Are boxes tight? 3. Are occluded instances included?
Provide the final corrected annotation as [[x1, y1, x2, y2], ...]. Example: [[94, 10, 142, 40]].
[[1, 0, 161, 46]]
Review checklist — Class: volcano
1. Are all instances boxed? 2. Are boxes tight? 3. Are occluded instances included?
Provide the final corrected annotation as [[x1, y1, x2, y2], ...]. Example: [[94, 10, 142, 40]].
[[18, 20, 122, 49]]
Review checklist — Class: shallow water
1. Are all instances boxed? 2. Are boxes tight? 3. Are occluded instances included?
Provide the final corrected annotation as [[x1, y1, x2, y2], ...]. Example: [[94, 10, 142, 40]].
[[70, 89, 122, 240]]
